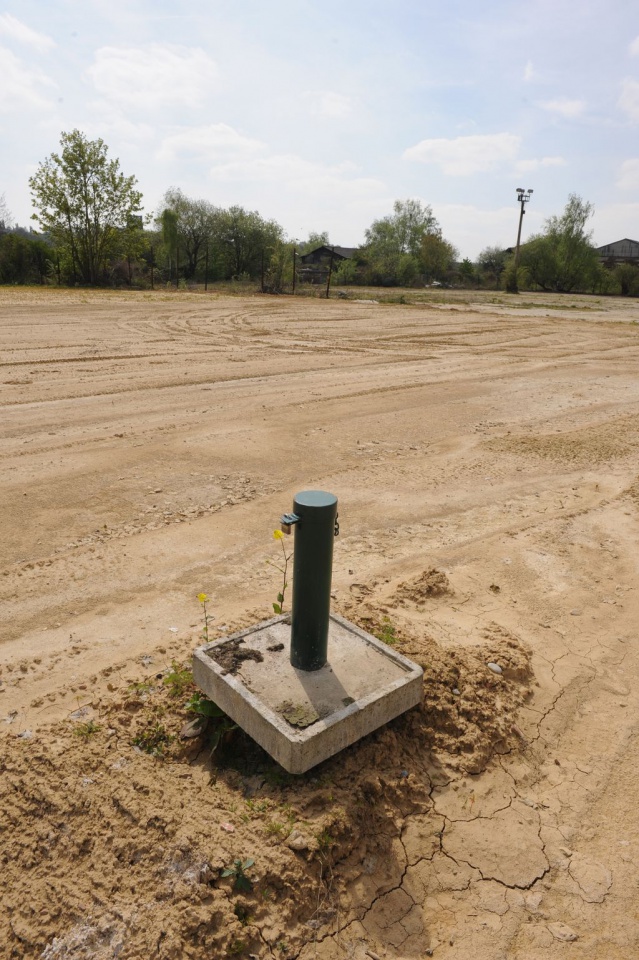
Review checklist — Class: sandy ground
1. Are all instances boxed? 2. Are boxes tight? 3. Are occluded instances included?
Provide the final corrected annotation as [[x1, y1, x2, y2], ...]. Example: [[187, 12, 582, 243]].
[[1, 286, 639, 959]]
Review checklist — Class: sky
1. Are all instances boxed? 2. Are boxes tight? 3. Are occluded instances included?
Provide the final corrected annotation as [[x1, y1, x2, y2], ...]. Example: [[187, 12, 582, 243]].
[[1, 0, 638, 259]]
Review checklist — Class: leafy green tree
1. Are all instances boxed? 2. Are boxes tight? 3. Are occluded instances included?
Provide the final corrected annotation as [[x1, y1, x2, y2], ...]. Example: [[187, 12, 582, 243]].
[[298, 231, 330, 255], [29, 130, 143, 285], [362, 199, 443, 285], [216, 206, 283, 279], [158, 188, 219, 280], [476, 246, 508, 288], [615, 262, 639, 296], [0, 232, 52, 284], [263, 239, 295, 293], [421, 234, 458, 283], [457, 257, 477, 287], [333, 257, 359, 284], [159, 208, 178, 283], [519, 194, 599, 293]]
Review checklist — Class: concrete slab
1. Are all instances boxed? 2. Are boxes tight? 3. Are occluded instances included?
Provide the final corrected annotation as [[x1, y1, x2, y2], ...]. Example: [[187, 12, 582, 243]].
[[192, 613, 423, 774]]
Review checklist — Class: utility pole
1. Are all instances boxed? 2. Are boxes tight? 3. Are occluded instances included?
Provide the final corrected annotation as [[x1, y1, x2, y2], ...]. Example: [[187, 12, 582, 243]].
[[292, 247, 296, 295], [511, 187, 533, 293]]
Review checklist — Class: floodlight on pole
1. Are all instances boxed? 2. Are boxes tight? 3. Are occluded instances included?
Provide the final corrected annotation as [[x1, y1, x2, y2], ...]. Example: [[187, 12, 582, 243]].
[[512, 187, 533, 293]]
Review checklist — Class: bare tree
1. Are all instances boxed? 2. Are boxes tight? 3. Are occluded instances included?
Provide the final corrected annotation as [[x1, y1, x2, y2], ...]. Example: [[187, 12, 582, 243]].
[[0, 193, 12, 233]]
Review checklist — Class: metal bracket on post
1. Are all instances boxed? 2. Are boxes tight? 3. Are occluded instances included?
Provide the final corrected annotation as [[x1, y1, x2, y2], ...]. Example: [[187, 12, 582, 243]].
[[284, 491, 338, 672], [280, 513, 300, 535]]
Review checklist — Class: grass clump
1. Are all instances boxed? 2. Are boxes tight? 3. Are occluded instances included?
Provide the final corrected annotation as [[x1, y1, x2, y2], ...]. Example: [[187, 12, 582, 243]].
[[132, 722, 172, 756]]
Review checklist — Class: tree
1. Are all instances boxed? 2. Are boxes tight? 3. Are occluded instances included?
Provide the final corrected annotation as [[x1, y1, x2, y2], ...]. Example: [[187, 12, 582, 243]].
[[615, 262, 639, 296], [518, 194, 599, 293], [365, 199, 440, 257], [298, 231, 330, 255], [216, 206, 283, 279], [362, 199, 443, 285], [0, 194, 12, 234], [158, 188, 220, 280], [159, 208, 178, 283], [0, 232, 52, 284], [457, 258, 477, 287], [476, 246, 508, 288], [421, 234, 458, 283], [29, 130, 143, 285]]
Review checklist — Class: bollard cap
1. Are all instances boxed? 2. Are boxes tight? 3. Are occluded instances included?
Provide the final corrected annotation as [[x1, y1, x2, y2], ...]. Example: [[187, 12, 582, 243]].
[[293, 490, 338, 522]]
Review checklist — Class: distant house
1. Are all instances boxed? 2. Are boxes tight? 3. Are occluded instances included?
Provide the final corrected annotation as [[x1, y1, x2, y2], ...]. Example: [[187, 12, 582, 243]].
[[595, 238, 639, 265], [297, 245, 357, 284]]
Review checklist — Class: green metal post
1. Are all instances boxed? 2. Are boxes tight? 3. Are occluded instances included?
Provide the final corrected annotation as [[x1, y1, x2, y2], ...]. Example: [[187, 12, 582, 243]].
[[285, 490, 338, 671]]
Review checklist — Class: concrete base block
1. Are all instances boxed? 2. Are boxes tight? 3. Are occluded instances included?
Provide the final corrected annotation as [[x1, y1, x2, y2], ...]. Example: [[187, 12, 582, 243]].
[[192, 613, 423, 774]]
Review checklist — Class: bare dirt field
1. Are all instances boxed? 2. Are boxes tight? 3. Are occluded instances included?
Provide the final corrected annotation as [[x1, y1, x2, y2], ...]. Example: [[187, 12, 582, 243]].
[[2, 286, 639, 960]]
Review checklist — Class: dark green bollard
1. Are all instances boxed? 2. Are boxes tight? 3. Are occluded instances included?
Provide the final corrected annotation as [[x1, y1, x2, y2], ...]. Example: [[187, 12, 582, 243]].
[[282, 490, 338, 672]]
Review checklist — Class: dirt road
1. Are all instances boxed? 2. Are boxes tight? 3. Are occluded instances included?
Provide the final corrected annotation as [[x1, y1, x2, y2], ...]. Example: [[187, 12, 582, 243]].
[[1, 287, 639, 959]]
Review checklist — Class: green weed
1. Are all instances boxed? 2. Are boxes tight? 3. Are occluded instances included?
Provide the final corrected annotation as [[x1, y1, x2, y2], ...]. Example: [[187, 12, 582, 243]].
[[221, 858, 255, 893], [132, 723, 172, 756], [375, 615, 398, 646], [74, 720, 101, 739], [163, 660, 193, 698]]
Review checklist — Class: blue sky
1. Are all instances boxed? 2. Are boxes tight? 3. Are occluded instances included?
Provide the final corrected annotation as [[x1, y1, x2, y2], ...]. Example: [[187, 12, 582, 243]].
[[1, 0, 638, 258]]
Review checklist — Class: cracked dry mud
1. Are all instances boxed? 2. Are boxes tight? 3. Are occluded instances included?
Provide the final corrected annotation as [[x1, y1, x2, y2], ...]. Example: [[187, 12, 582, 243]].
[[2, 288, 639, 959]]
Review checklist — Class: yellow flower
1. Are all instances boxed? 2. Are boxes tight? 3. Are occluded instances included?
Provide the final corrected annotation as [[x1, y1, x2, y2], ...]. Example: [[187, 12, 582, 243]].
[[273, 529, 284, 540], [197, 592, 208, 603]]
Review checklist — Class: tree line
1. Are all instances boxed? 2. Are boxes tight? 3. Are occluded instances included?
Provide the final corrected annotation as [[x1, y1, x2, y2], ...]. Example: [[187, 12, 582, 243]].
[[1, 129, 638, 296]]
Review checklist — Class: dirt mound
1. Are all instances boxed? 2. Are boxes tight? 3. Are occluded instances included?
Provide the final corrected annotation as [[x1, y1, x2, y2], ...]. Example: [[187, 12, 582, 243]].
[[485, 416, 639, 464], [394, 568, 453, 607], [0, 614, 533, 958], [343, 609, 533, 775]]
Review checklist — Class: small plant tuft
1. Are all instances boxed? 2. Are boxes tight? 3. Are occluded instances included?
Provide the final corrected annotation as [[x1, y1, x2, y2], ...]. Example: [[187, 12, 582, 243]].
[[74, 720, 101, 739], [228, 938, 247, 956], [163, 660, 193, 698], [315, 829, 335, 851], [375, 615, 398, 646], [132, 723, 172, 756], [221, 858, 255, 893]]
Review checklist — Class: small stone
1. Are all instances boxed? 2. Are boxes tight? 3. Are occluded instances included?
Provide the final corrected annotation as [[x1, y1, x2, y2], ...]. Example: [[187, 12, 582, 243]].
[[548, 921, 578, 941], [287, 829, 310, 851], [453, 688, 460, 695], [487, 662, 503, 675], [570, 608, 582, 616], [180, 717, 206, 739]]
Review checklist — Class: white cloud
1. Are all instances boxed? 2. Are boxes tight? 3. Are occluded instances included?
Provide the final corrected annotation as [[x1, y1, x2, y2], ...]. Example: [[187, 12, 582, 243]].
[[592, 202, 639, 246], [0, 13, 54, 52], [618, 79, 639, 121], [515, 156, 567, 173], [434, 203, 545, 260], [523, 60, 535, 82], [306, 91, 354, 119], [403, 133, 521, 175], [0, 46, 56, 113], [158, 124, 264, 163], [87, 44, 218, 110], [209, 151, 361, 184], [538, 97, 586, 118], [617, 158, 639, 189], [630, 35, 639, 56]]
